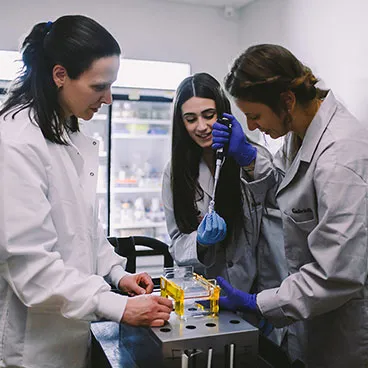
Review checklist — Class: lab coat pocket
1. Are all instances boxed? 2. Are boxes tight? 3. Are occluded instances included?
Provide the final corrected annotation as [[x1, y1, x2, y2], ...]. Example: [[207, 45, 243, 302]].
[[285, 207, 317, 231], [289, 207, 314, 223], [282, 211, 317, 271]]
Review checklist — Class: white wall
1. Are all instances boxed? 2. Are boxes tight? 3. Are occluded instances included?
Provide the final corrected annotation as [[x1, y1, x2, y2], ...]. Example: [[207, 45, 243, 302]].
[[3, 0, 367, 116], [4, 0, 366, 146], [239, 0, 368, 123], [0, 0, 239, 84]]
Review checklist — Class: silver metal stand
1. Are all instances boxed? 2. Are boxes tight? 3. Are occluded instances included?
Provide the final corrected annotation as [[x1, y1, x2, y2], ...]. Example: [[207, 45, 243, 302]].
[[119, 311, 258, 367]]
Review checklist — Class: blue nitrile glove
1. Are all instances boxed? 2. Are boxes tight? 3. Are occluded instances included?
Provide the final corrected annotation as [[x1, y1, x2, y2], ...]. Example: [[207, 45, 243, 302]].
[[216, 276, 257, 312], [197, 211, 227, 245], [212, 113, 257, 166]]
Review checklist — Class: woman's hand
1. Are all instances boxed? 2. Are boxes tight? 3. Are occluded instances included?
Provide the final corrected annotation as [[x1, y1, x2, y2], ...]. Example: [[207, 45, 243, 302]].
[[197, 211, 227, 245], [216, 276, 257, 312], [118, 272, 154, 296], [121, 294, 173, 327], [212, 113, 257, 166]]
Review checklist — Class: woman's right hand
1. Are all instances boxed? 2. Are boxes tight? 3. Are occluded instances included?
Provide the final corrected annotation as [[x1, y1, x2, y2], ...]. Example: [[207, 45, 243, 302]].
[[121, 294, 173, 327], [212, 113, 257, 166]]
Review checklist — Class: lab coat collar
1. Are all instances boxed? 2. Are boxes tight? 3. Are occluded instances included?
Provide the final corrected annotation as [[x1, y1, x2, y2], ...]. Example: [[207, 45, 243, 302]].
[[198, 158, 214, 199], [276, 91, 337, 196], [300, 91, 338, 163]]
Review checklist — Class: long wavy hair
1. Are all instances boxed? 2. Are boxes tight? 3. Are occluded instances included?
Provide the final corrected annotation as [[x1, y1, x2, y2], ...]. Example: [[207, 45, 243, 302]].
[[0, 15, 121, 144], [171, 72, 245, 239]]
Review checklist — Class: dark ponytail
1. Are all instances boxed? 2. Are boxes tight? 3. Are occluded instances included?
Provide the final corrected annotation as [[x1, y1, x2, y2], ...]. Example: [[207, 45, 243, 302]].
[[0, 15, 121, 144], [9, 21, 64, 142]]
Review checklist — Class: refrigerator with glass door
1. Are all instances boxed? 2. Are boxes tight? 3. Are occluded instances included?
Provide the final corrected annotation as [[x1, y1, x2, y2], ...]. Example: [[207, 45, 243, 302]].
[[109, 92, 173, 244]]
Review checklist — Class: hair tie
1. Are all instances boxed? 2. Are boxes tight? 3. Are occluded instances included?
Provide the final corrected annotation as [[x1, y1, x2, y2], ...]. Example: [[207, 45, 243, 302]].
[[45, 21, 53, 33]]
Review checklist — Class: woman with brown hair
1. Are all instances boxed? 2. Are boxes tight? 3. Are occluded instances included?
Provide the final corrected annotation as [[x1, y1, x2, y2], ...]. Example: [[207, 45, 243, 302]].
[[212, 44, 368, 367]]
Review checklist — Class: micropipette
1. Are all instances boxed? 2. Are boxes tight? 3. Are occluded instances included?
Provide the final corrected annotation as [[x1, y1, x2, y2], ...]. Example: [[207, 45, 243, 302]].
[[208, 117, 232, 214]]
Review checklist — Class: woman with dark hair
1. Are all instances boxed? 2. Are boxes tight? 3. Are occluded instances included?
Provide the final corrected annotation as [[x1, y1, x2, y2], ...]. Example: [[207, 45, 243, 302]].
[[0, 15, 172, 368], [162, 72, 287, 333], [212, 44, 368, 367]]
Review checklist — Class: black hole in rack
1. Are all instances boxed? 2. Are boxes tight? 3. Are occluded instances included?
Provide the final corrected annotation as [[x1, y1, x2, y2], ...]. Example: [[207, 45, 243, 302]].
[[186, 325, 196, 330], [229, 320, 240, 324], [188, 307, 197, 311], [205, 323, 216, 327], [160, 328, 171, 332]]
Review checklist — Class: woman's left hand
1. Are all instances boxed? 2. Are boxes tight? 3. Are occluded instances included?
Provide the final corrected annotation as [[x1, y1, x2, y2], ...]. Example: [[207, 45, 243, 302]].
[[118, 273, 154, 296], [216, 276, 257, 312]]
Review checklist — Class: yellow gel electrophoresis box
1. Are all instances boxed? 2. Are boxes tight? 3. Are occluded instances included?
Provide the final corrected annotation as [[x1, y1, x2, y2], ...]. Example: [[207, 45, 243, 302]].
[[160, 266, 220, 319]]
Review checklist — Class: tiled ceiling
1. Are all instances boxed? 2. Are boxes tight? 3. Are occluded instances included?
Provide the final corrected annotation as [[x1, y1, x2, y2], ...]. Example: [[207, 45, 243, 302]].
[[162, 0, 255, 9]]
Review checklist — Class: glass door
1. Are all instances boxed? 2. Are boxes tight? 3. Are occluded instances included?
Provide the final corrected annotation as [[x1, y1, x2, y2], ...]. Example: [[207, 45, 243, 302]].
[[110, 94, 173, 243]]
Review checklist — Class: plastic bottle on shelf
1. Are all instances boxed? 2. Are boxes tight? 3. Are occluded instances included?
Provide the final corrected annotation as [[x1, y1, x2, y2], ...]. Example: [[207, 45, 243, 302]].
[[134, 197, 147, 223], [120, 201, 134, 226], [148, 197, 165, 222], [118, 169, 126, 181], [151, 109, 159, 120], [148, 166, 161, 187], [135, 167, 145, 187], [147, 127, 167, 135], [140, 161, 151, 187], [122, 102, 134, 118]]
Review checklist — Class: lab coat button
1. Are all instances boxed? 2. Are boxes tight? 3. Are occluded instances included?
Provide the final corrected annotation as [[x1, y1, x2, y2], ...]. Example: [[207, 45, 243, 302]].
[[227, 261, 234, 268], [93, 141, 97, 145], [90, 172, 94, 176]]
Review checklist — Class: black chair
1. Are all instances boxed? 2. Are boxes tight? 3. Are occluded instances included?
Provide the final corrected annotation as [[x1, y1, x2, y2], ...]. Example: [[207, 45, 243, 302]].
[[107, 235, 173, 286]]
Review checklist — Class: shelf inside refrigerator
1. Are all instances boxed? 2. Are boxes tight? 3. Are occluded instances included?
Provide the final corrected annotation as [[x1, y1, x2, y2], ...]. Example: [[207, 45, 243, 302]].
[[113, 186, 161, 194], [112, 118, 171, 125], [112, 133, 169, 139], [112, 221, 166, 230]]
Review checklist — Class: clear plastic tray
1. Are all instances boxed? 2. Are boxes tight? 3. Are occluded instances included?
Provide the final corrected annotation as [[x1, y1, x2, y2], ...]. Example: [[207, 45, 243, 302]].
[[160, 266, 220, 319]]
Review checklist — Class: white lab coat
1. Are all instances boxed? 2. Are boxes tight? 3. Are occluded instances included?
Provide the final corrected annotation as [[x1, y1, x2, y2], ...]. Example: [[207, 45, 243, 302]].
[[0, 109, 129, 368], [252, 92, 368, 367]]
